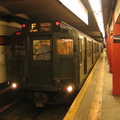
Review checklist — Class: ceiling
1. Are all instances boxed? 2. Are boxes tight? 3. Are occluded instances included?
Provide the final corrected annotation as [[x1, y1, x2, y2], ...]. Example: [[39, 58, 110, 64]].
[[0, 0, 117, 43]]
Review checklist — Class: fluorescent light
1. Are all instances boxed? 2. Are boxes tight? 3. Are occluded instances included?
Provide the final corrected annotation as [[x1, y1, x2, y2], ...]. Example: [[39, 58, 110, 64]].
[[88, 0, 105, 38], [95, 12, 103, 23], [59, 0, 88, 25], [88, 0, 102, 12]]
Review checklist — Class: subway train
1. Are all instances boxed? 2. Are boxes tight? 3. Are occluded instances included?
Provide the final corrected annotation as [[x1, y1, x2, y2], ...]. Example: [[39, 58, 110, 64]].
[[8, 21, 103, 107]]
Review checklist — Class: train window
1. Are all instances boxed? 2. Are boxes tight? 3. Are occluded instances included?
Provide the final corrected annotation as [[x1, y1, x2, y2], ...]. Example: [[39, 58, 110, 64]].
[[80, 39, 82, 64], [93, 43, 96, 53], [33, 40, 51, 60], [57, 39, 73, 55], [87, 41, 92, 58], [14, 46, 25, 55], [13, 39, 25, 55]]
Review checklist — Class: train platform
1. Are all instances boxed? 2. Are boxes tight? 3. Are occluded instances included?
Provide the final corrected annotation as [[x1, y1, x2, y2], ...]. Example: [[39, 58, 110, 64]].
[[64, 50, 120, 120]]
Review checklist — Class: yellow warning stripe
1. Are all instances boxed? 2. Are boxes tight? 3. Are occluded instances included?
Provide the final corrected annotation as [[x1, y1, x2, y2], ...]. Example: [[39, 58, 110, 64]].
[[63, 54, 104, 120], [88, 55, 104, 120]]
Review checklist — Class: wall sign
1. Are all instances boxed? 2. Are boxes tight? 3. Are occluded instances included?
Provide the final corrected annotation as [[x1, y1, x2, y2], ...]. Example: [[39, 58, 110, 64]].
[[114, 36, 120, 43]]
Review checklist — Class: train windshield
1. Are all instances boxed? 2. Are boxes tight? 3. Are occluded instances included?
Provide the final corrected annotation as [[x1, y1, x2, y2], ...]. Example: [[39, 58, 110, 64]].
[[57, 38, 73, 55], [33, 40, 51, 60]]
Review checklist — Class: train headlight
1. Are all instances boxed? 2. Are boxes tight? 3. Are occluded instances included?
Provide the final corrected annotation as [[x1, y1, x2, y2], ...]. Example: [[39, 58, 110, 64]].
[[65, 84, 75, 93], [11, 82, 18, 89], [67, 85, 73, 92]]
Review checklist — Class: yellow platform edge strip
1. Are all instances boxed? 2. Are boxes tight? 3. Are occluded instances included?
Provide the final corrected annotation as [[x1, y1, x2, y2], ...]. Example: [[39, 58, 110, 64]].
[[63, 56, 102, 120]]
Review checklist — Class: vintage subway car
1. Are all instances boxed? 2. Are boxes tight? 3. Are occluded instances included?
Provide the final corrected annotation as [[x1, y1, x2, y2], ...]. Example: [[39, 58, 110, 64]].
[[8, 21, 103, 107]]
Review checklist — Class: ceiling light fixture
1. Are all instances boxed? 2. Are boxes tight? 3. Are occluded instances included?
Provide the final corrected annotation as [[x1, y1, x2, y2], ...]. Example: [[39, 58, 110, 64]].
[[88, 0, 105, 39], [59, 0, 88, 25]]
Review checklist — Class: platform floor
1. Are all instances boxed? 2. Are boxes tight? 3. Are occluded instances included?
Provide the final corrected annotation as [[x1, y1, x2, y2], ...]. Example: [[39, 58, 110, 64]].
[[64, 50, 120, 120]]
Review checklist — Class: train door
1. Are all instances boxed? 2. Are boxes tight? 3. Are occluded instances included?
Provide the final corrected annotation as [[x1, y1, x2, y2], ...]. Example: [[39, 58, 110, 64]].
[[53, 38, 75, 84], [9, 35, 25, 85], [76, 38, 80, 85], [29, 36, 53, 86], [79, 37, 87, 85]]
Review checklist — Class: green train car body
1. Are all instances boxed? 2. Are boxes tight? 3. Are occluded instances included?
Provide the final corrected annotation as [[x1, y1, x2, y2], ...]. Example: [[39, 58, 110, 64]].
[[9, 21, 103, 106]]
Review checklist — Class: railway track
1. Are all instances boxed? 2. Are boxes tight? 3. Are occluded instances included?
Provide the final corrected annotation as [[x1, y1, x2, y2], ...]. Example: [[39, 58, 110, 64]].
[[0, 97, 71, 120], [0, 97, 35, 120]]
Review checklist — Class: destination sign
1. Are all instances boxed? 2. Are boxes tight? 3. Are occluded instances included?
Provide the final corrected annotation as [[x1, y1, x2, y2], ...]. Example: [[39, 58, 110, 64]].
[[29, 22, 51, 33], [40, 23, 51, 32], [29, 23, 38, 32]]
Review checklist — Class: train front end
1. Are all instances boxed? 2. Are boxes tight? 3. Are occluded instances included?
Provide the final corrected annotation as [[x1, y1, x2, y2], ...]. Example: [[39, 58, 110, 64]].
[[21, 21, 79, 107]]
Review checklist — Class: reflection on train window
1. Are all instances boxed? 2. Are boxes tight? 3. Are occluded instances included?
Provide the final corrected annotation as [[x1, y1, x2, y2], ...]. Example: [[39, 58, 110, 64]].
[[33, 40, 51, 60], [57, 39, 73, 55], [87, 41, 92, 58], [13, 39, 25, 55], [80, 38, 83, 64], [14, 45, 25, 55], [93, 43, 96, 53]]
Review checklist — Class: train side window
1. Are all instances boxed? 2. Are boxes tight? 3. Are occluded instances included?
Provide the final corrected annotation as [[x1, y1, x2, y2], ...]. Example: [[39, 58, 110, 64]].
[[33, 40, 51, 60], [13, 39, 25, 55], [80, 38, 82, 64], [87, 41, 92, 58], [57, 39, 73, 55], [93, 43, 96, 53]]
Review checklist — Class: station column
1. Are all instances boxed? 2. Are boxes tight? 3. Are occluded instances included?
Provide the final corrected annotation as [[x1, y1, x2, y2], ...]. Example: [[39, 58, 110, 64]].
[[112, 24, 120, 95]]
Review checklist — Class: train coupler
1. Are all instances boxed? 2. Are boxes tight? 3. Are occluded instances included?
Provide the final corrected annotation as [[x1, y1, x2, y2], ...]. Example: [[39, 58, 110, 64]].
[[34, 92, 48, 107]]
